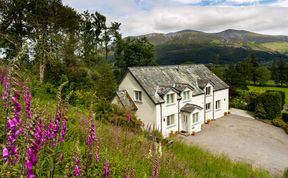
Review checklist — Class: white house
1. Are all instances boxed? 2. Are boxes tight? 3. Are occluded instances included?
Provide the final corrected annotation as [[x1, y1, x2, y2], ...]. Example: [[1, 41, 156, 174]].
[[112, 64, 229, 137]]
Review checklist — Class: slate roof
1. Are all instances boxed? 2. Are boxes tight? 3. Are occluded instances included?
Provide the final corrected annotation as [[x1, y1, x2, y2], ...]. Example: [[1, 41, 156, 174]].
[[127, 64, 229, 104], [115, 90, 138, 111], [180, 103, 203, 113]]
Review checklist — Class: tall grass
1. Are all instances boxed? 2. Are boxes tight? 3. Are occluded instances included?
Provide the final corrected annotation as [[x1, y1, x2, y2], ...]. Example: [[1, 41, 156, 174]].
[[171, 141, 270, 178]]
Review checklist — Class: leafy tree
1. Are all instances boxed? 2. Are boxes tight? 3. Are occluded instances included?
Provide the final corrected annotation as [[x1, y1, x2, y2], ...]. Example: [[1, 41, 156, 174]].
[[237, 54, 259, 84], [114, 37, 157, 78], [277, 59, 288, 85], [224, 64, 246, 89], [95, 62, 117, 99], [271, 60, 279, 84], [255, 66, 271, 85], [210, 54, 224, 79], [271, 59, 288, 85]]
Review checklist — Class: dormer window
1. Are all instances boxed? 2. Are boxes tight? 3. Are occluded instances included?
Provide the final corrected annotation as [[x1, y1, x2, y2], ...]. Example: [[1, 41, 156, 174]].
[[205, 86, 211, 95], [182, 91, 191, 100], [134, 91, 142, 102], [166, 93, 175, 104]]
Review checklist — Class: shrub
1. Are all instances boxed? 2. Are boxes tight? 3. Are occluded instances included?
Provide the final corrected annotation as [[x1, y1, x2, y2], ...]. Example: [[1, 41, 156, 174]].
[[272, 118, 287, 128], [266, 90, 285, 108], [255, 92, 282, 119], [282, 112, 288, 123], [96, 102, 142, 131], [230, 97, 247, 110], [245, 92, 259, 112]]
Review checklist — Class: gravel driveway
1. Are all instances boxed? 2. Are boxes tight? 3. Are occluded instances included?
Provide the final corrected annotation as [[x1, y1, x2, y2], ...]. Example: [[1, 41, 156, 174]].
[[180, 112, 288, 177]]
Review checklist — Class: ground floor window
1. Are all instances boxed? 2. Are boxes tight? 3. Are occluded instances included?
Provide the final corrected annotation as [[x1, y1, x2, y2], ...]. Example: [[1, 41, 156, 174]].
[[205, 103, 211, 111], [192, 112, 199, 123], [216, 100, 221, 109], [167, 114, 175, 126]]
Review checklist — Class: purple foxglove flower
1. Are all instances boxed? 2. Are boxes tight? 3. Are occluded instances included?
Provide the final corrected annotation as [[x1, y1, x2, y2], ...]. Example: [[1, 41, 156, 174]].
[[26, 160, 33, 172], [88, 121, 96, 161], [15, 127, 24, 136], [60, 120, 67, 142], [104, 159, 110, 178], [7, 119, 16, 129], [60, 153, 64, 162], [2, 147, 9, 158], [8, 135, 16, 143], [74, 164, 80, 176], [23, 83, 32, 118], [2, 74, 10, 103], [153, 159, 159, 178], [127, 111, 131, 123], [96, 143, 101, 162]]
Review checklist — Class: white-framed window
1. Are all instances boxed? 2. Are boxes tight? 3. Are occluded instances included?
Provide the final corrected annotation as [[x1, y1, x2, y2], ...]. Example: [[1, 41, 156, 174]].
[[205, 86, 211, 95], [167, 114, 175, 126], [134, 91, 142, 102], [193, 112, 199, 123], [216, 100, 221, 109], [166, 93, 175, 104], [182, 91, 191, 100], [205, 103, 211, 110]]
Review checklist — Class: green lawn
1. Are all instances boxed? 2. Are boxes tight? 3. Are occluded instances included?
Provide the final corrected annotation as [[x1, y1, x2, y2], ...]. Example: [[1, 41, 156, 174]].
[[248, 85, 288, 104]]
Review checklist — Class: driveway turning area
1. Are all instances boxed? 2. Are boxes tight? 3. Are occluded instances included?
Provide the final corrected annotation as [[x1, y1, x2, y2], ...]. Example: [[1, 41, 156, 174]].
[[180, 114, 288, 177]]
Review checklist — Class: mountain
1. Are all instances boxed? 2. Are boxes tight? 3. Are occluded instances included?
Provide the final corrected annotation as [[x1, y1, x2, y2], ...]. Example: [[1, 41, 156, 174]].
[[130, 29, 288, 65]]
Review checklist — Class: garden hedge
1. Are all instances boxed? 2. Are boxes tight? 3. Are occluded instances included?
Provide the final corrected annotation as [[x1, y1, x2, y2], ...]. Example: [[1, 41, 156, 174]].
[[255, 91, 282, 120]]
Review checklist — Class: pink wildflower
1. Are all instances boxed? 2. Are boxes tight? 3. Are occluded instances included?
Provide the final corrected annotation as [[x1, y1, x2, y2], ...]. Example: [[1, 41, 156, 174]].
[[153, 159, 159, 178], [127, 111, 131, 123], [104, 159, 110, 178]]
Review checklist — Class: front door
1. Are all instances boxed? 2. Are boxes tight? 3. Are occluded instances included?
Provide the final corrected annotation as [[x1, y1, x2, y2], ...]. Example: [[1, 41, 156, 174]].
[[182, 114, 188, 131]]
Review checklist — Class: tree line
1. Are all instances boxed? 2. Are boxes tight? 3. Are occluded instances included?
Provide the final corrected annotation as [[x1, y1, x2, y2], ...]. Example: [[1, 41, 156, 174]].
[[0, 0, 156, 101], [210, 54, 288, 90]]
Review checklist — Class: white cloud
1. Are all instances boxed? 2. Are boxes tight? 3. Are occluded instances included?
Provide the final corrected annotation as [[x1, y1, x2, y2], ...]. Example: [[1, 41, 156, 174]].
[[63, 0, 288, 37], [270, 0, 288, 7], [116, 6, 288, 36], [171, 0, 202, 4], [226, 0, 259, 3]]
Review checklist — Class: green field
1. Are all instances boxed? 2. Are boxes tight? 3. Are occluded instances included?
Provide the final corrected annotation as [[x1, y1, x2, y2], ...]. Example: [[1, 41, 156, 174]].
[[248, 85, 288, 104], [261, 42, 288, 54]]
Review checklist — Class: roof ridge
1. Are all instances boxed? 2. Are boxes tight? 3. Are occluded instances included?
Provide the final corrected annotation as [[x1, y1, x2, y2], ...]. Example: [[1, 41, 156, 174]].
[[128, 64, 205, 70]]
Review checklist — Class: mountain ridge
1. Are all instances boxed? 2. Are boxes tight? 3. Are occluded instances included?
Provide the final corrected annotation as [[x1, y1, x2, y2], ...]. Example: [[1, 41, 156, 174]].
[[129, 29, 288, 64]]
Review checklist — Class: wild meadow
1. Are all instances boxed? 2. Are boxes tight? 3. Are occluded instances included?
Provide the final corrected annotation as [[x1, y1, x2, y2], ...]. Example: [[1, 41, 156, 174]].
[[0, 65, 273, 178]]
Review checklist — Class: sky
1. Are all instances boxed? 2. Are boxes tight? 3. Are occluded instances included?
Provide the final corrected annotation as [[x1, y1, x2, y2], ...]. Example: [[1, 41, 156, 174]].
[[62, 0, 288, 37]]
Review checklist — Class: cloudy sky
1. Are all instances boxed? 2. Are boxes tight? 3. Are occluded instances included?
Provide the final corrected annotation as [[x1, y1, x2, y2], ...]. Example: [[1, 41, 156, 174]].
[[62, 0, 288, 37]]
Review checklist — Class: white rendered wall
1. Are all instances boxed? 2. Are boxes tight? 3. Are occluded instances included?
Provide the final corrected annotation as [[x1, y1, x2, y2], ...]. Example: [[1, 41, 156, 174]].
[[204, 83, 214, 120], [214, 89, 229, 119], [161, 90, 180, 137]]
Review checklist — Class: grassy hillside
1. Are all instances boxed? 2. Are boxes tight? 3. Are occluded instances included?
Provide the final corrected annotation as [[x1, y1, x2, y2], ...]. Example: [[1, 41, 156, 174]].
[[132, 29, 288, 65], [28, 82, 271, 177], [261, 42, 288, 54]]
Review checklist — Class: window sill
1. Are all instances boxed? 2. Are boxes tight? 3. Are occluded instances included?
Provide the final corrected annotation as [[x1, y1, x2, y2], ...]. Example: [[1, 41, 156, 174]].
[[215, 108, 221, 112], [182, 99, 192, 103], [206, 109, 212, 113], [134, 100, 142, 104], [166, 103, 176, 107], [192, 122, 200, 126], [206, 94, 212, 97], [167, 124, 176, 129]]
